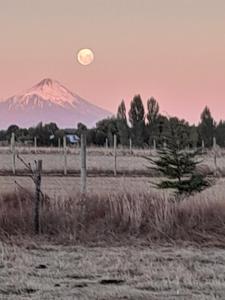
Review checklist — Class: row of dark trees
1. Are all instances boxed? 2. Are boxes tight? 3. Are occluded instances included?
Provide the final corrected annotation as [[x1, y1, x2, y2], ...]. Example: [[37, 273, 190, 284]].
[[93, 96, 224, 149], [0, 95, 224, 148]]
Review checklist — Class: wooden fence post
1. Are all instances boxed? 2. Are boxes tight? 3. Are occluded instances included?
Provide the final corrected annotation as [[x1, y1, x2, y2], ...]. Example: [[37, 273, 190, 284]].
[[114, 134, 117, 176], [153, 139, 156, 150], [186, 144, 190, 152], [63, 136, 67, 175], [105, 138, 108, 149], [214, 152, 218, 174], [34, 160, 42, 234], [129, 138, 132, 155], [213, 137, 218, 175], [105, 138, 108, 155], [58, 137, 61, 151], [11, 133, 16, 175], [202, 139, 205, 153], [80, 133, 87, 194], [213, 137, 217, 149], [34, 137, 37, 154]]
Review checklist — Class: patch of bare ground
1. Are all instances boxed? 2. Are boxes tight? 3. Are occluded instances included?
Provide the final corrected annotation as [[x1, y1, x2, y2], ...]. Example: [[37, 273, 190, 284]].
[[0, 242, 225, 299]]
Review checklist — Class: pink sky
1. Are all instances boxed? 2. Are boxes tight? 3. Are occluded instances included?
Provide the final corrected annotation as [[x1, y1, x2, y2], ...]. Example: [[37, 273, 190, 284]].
[[0, 0, 224, 124]]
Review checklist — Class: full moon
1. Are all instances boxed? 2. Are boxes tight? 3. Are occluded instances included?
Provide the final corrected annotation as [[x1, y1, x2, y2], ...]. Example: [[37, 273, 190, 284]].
[[77, 48, 94, 66]]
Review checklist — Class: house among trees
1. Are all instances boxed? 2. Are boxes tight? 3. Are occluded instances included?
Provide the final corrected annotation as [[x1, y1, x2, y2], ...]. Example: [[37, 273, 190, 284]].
[[66, 134, 80, 144]]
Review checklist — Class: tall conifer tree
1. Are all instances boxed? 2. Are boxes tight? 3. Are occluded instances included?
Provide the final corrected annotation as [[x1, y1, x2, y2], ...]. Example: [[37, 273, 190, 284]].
[[117, 100, 129, 146], [128, 95, 145, 147]]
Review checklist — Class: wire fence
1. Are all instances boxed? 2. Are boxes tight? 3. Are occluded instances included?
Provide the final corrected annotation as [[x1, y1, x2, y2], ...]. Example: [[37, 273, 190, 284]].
[[1, 134, 159, 176], [0, 133, 224, 229], [0, 134, 224, 176]]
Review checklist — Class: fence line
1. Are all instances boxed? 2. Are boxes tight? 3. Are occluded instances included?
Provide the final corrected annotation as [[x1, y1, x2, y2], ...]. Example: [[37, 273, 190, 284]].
[[1, 136, 223, 178]]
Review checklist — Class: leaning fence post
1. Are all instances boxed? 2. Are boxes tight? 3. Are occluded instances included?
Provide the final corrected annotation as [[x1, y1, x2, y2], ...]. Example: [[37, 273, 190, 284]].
[[11, 133, 16, 175], [34, 160, 42, 234], [114, 134, 117, 176], [80, 133, 87, 194], [63, 136, 67, 175]]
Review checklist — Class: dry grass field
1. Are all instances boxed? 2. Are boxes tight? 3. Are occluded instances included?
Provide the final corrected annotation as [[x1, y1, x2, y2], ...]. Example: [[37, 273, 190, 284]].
[[0, 242, 224, 300], [0, 176, 155, 198], [0, 152, 148, 174], [0, 146, 224, 176], [0, 174, 224, 199], [1, 147, 225, 299], [0, 145, 153, 175]]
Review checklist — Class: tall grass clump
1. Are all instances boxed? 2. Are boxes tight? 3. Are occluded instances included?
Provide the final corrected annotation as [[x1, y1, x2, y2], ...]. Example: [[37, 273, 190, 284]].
[[0, 189, 225, 245]]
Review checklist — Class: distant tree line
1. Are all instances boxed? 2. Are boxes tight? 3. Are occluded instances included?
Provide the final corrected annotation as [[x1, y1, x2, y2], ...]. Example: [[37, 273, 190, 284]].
[[0, 95, 224, 148]]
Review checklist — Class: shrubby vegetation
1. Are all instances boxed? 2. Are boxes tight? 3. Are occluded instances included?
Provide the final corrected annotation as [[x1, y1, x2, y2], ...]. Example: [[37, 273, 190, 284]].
[[0, 95, 224, 148], [1, 189, 225, 245], [146, 139, 209, 196]]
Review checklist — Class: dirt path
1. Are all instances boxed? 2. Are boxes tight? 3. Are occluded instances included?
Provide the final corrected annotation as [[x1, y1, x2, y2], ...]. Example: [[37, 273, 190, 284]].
[[0, 243, 224, 299]]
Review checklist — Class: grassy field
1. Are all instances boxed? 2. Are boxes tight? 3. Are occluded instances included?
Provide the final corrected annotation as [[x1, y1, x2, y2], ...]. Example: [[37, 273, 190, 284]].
[[0, 174, 224, 199], [0, 175, 155, 198], [0, 242, 224, 299], [1, 147, 225, 299], [0, 146, 223, 176], [0, 145, 153, 174], [0, 152, 149, 174]]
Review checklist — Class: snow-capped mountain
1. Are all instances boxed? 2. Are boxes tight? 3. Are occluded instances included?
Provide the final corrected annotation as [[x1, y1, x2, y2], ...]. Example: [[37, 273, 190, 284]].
[[0, 79, 112, 128]]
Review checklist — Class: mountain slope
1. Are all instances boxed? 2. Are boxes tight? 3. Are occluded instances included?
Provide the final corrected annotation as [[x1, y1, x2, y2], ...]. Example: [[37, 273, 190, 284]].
[[0, 79, 112, 128]]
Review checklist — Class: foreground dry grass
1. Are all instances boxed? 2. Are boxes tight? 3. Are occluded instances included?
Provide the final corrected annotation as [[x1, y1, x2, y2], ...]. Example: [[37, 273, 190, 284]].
[[0, 242, 224, 299], [1, 181, 225, 245], [0, 159, 225, 299]]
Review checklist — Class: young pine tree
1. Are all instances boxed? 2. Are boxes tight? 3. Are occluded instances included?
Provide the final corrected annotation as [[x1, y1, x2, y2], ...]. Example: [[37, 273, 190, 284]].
[[146, 136, 209, 197]]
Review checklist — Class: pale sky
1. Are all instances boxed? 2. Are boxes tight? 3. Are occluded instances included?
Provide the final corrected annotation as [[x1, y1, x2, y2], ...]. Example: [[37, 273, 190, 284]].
[[0, 0, 224, 123]]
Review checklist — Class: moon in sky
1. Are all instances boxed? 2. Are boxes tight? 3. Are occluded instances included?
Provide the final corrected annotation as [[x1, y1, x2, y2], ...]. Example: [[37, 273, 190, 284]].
[[77, 48, 94, 66]]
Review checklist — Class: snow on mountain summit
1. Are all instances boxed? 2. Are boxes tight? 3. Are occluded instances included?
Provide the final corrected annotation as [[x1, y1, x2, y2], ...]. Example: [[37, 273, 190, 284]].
[[12, 78, 78, 108], [0, 78, 112, 128]]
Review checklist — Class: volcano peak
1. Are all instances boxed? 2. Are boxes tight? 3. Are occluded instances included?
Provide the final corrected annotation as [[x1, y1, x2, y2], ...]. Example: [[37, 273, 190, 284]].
[[36, 78, 55, 87], [0, 78, 112, 128]]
